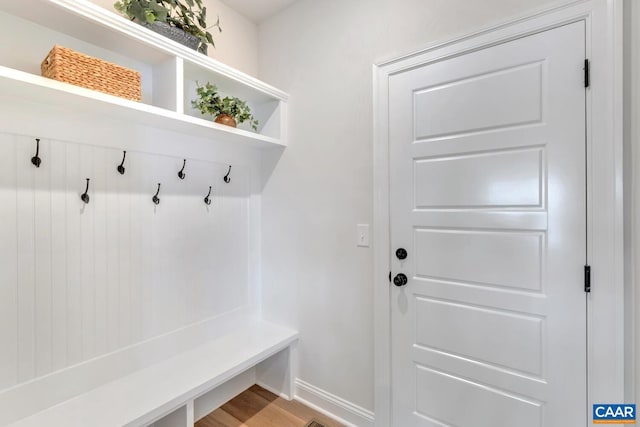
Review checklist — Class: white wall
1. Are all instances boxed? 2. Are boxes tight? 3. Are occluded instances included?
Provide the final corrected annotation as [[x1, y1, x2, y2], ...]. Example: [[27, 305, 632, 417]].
[[89, 0, 259, 76], [625, 0, 640, 403], [257, 0, 581, 415]]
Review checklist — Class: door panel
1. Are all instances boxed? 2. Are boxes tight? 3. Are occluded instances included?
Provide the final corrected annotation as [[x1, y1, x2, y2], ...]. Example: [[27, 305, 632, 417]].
[[413, 148, 544, 208], [413, 62, 543, 140], [414, 228, 544, 291], [414, 297, 544, 376], [415, 365, 543, 427], [389, 22, 586, 426]]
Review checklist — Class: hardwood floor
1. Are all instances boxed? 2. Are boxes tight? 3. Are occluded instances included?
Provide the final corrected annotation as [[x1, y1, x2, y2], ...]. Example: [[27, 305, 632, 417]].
[[195, 385, 344, 427]]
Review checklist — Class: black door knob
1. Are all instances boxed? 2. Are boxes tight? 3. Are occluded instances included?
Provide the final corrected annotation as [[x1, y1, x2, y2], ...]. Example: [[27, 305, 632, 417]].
[[396, 248, 408, 260], [393, 273, 408, 287]]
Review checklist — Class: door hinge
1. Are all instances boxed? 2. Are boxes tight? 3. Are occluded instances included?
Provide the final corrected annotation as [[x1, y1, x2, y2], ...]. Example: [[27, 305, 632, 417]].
[[584, 59, 590, 88], [584, 265, 591, 293]]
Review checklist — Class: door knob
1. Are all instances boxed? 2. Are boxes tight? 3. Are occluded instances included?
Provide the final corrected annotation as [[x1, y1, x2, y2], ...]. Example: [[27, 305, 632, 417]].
[[393, 273, 408, 287], [396, 248, 408, 260]]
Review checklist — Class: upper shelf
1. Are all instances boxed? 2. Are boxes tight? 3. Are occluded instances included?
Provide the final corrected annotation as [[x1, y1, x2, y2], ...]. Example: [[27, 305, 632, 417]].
[[0, 65, 285, 148], [0, 0, 288, 103], [0, 0, 288, 148]]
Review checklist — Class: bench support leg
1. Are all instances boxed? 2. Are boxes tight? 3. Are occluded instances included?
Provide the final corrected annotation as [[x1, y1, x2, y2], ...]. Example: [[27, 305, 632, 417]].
[[256, 344, 298, 400], [186, 401, 194, 427]]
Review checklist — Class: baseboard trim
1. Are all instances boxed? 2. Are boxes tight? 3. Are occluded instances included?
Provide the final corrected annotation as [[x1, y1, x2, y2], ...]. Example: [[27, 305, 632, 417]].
[[294, 379, 374, 427]]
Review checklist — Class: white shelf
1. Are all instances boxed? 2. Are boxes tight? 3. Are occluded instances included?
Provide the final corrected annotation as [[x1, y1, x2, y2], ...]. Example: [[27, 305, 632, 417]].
[[0, 0, 287, 102], [0, 0, 288, 147], [0, 66, 285, 148], [8, 321, 298, 427]]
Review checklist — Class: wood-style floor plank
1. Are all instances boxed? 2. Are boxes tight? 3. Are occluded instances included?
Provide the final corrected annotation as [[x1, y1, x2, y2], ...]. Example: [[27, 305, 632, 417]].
[[223, 390, 304, 427], [248, 385, 344, 427], [196, 385, 344, 427], [196, 408, 245, 427]]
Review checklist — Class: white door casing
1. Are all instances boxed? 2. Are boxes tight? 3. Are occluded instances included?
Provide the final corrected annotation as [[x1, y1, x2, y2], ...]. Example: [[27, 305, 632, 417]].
[[389, 21, 585, 426], [373, 1, 624, 426]]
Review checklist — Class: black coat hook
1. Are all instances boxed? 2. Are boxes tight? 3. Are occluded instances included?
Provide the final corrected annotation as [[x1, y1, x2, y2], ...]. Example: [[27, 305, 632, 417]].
[[117, 151, 126, 175], [31, 138, 41, 168], [204, 186, 212, 206], [80, 178, 90, 204], [178, 159, 186, 180], [223, 165, 232, 183], [152, 183, 161, 205]]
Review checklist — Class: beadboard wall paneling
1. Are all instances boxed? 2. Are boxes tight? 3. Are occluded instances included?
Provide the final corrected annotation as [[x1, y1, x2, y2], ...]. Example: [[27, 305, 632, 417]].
[[0, 132, 251, 391], [0, 132, 18, 390]]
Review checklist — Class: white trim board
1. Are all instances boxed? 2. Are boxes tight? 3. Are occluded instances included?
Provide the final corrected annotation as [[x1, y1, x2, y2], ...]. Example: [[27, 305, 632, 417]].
[[294, 379, 375, 427], [372, 0, 624, 425]]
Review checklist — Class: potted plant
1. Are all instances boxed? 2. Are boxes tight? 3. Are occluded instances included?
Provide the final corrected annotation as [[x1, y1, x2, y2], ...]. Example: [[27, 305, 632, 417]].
[[192, 82, 259, 131], [114, 0, 221, 54]]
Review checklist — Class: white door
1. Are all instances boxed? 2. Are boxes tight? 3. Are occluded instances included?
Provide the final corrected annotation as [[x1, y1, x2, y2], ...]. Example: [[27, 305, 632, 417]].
[[389, 22, 587, 426]]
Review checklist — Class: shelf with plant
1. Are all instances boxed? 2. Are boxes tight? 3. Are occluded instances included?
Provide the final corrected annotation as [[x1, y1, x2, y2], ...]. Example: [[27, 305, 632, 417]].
[[0, 0, 288, 147], [0, 0, 287, 102], [114, 0, 222, 54], [0, 64, 284, 147], [191, 82, 259, 131]]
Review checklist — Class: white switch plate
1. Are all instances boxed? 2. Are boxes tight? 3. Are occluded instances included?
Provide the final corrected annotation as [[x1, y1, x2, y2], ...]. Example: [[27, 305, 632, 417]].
[[357, 224, 370, 247]]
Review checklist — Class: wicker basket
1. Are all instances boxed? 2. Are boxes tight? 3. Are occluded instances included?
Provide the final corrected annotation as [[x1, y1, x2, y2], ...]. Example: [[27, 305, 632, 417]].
[[41, 45, 141, 102]]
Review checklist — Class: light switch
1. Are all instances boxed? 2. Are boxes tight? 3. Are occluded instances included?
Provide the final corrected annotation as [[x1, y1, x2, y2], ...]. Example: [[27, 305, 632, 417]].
[[357, 224, 370, 247]]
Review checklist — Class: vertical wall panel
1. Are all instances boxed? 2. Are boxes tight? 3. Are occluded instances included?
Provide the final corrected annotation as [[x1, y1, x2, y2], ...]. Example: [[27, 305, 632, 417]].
[[34, 138, 52, 377], [181, 157, 202, 325], [218, 164, 250, 312], [93, 147, 109, 357], [129, 150, 143, 344], [0, 130, 252, 390], [16, 135, 36, 383], [0, 134, 18, 390], [203, 165, 221, 317], [117, 157, 132, 348], [105, 151, 120, 353], [65, 143, 83, 366], [188, 160, 216, 321], [79, 144, 96, 360], [136, 151, 154, 341], [50, 141, 67, 371], [152, 155, 181, 334]]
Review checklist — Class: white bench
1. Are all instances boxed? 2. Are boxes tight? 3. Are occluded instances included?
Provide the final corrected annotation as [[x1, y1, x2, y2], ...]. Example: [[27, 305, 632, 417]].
[[6, 321, 298, 427]]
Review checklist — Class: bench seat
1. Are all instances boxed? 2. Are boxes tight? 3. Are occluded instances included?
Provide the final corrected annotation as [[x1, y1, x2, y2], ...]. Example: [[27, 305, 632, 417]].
[[8, 321, 298, 427]]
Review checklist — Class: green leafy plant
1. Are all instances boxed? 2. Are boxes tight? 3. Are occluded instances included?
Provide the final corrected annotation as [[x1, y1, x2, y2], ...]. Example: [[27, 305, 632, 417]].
[[114, 0, 221, 53], [114, 0, 167, 23], [191, 82, 259, 131]]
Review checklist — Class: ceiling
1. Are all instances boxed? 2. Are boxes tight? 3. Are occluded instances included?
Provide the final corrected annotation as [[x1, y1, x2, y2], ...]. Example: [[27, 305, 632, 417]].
[[219, 0, 299, 23]]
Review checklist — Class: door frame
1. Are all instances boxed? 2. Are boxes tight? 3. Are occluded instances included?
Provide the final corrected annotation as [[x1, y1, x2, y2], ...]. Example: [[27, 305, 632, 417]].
[[372, 0, 624, 425]]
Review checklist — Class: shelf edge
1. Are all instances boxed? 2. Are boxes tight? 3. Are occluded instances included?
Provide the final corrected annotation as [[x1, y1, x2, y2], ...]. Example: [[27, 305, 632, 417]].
[[0, 65, 286, 148]]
